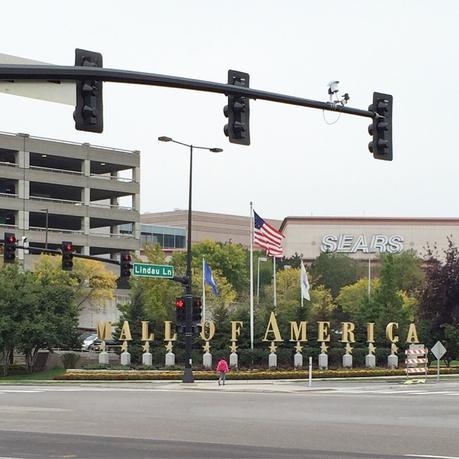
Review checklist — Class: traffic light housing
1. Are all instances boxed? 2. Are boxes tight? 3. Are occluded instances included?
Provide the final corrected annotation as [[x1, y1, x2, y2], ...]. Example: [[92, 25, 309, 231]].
[[192, 296, 203, 324], [74, 48, 103, 133], [3, 232, 16, 263], [368, 92, 393, 161], [176, 297, 186, 330], [120, 252, 132, 278], [61, 241, 74, 271], [223, 70, 250, 145]]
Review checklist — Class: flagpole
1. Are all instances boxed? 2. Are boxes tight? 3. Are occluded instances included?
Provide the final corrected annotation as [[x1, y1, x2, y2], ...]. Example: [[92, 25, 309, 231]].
[[202, 257, 206, 321], [249, 201, 254, 350], [368, 254, 371, 299], [273, 256, 277, 310], [300, 265, 304, 308]]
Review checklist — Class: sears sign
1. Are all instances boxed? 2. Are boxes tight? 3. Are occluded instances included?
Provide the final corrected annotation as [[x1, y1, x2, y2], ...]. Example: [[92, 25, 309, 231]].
[[320, 234, 404, 254]]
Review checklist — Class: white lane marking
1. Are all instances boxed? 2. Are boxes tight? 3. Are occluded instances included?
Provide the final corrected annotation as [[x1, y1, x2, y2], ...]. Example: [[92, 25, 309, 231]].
[[329, 388, 459, 396], [0, 456, 26, 459], [0, 389, 44, 396], [405, 455, 459, 459]]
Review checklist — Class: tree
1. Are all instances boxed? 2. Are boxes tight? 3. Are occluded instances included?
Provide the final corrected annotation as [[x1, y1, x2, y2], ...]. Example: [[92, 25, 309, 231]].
[[310, 253, 365, 297], [33, 255, 117, 309], [417, 238, 459, 361], [262, 268, 300, 316], [309, 285, 336, 322], [16, 277, 78, 372], [116, 287, 151, 364], [380, 250, 424, 294], [337, 278, 380, 319], [172, 240, 248, 295], [0, 263, 79, 375], [367, 253, 409, 342], [0, 265, 31, 375], [276, 252, 303, 270]]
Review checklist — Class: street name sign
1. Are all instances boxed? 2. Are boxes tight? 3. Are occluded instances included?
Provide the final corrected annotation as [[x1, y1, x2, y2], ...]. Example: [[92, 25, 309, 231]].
[[132, 263, 174, 279]]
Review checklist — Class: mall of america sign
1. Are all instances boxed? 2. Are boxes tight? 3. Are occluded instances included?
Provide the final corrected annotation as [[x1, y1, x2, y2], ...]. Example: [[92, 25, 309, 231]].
[[321, 234, 404, 253]]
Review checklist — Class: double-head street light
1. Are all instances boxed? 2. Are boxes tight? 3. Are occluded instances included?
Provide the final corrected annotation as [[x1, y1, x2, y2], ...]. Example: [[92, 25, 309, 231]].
[[158, 136, 223, 383]]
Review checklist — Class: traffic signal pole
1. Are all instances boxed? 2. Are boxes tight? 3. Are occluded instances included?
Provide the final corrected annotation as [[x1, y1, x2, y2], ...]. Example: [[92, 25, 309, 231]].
[[184, 145, 194, 383]]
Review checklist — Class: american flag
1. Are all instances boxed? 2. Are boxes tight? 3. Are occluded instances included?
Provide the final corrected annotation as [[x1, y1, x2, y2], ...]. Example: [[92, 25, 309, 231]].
[[253, 210, 284, 257]]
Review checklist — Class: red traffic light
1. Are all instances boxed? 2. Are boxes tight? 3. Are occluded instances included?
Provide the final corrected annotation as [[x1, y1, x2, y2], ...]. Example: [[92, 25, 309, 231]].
[[175, 298, 185, 309], [121, 254, 132, 262], [64, 243, 73, 252], [6, 235, 16, 244]]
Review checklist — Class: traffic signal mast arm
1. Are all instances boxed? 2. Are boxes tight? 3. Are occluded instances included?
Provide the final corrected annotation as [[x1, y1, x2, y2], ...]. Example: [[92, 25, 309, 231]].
[[2, 242, 122, 266], [0, 64, 374, 119]]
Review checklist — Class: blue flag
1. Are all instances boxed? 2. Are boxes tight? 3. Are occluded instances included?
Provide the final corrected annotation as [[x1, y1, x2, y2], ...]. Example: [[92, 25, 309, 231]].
[[204, 261, 219, 295]]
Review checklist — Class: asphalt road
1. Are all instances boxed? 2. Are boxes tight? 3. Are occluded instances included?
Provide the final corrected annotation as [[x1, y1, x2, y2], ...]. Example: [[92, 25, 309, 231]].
[[0, 380, 458, 459]]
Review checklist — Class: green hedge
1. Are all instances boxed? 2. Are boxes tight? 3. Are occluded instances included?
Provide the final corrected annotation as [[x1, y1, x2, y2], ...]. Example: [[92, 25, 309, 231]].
[[56, 366, 459, 381]]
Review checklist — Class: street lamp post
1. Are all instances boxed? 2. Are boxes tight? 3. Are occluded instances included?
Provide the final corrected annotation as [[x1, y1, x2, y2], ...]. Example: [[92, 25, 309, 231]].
[[158, 136, 222, 383], [257, 256, 267, 305], [40, 208, 49, 249]]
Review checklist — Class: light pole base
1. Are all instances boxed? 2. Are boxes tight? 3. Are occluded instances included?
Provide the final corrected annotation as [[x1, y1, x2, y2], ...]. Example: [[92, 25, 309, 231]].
[[183, 367, 194, 383]]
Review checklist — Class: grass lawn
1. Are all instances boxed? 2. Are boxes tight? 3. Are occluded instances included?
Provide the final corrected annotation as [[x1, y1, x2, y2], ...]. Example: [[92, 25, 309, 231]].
[[430, 360, 459, 367], [0, 368, 66, 382]]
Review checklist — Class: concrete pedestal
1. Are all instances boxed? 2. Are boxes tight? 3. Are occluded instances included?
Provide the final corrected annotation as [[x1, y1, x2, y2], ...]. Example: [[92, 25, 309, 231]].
[[365, 354, 376, 368], [120, 352, 131, 366], [165, 351, 175, 367], [142, 352, 152, 366], [388, 354, 398, 369], [99, 351, 109, 365], [269, 352, 277, 369], [342, 353, 353, 368], [294, 352, 303, 369], [203, 352, 212, 370], [318, 352, 328, 370], [229, 352, 238, 369]]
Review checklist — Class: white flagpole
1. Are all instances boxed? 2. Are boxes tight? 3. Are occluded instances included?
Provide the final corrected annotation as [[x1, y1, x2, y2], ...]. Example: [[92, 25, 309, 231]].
[[249, 201, 254, 350], [300, 266, 304, 308], [202, 256, 206, 322], [368, 254, 371, 298], [273, 256, 277, 309]]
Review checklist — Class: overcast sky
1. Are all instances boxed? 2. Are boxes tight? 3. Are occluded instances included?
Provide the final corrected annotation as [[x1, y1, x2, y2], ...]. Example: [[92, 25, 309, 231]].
[[0, 1, 457, 220]]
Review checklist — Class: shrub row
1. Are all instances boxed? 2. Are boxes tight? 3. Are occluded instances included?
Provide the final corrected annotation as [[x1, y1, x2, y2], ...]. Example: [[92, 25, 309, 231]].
[[56, 366, 459, 381]]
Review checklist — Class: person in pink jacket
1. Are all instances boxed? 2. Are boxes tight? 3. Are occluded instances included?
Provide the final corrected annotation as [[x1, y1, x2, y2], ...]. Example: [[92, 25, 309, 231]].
[[216, 358, 229, 386]]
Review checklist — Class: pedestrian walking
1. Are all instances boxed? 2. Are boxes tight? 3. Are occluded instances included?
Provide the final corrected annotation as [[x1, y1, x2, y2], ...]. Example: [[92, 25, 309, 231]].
[[216, 358, 229, 386]]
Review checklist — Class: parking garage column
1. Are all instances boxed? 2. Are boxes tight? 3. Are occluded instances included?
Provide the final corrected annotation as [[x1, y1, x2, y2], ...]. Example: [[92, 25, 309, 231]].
[[17, 147, 30, 231], [110, 196, 120, 238], [83, 158, 90, 177]]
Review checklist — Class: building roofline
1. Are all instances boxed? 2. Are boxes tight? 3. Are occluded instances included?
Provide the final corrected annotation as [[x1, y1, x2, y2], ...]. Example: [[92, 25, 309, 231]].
[[0, 130, 139, 154], [142, 209, 282, 222], [280, 216, 459, 232]]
